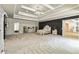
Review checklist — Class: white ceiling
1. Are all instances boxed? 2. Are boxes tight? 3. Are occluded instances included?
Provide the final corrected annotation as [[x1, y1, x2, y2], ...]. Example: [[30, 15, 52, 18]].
[[0, 4, 79, 22]]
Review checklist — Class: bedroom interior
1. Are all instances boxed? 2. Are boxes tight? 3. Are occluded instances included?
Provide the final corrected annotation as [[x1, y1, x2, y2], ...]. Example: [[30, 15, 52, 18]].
[[0, 4, 79, 54]]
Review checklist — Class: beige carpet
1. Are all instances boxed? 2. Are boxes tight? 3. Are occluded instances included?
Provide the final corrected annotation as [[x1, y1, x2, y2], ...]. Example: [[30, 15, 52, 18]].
[[4, 33, 79, 54]]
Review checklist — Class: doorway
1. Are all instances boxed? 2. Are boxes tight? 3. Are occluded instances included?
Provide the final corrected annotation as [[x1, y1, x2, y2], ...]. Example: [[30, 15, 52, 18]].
[[62, 19, 79, 39]]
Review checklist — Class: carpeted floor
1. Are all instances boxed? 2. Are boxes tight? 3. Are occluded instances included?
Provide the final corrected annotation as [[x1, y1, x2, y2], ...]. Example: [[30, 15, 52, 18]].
[[4, 33, 79, 54]]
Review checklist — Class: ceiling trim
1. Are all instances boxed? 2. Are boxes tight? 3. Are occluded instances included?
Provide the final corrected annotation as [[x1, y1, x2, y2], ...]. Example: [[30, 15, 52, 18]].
[[14, 14, 38, 21], [6, 17, 39, 22], [18, 11, 37, 18], [39, 15, 79, 22], [40, 5, 79, 20], [38, 4, 64, 18]]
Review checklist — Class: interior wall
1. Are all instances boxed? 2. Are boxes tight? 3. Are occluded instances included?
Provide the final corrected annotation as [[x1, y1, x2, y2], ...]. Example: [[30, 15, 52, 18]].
[[39, 20, 62, 35], [5, 18, 38, 35], [65, 20, 74, 32], [0, 6, 6, 53], [0, 13, 4, 52], [39, 15, 79, 35]]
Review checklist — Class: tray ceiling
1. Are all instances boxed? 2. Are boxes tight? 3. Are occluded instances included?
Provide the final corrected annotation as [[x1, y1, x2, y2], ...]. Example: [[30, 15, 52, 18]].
[[0, 4, 79, 21]]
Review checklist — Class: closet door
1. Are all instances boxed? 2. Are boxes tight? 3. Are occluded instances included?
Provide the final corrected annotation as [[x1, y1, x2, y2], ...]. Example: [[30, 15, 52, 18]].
[[0, 14, 4, 53]]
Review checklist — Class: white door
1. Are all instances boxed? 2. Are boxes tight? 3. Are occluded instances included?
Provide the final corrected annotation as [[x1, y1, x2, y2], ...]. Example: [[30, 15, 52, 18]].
[[0, 14, 4, 53]]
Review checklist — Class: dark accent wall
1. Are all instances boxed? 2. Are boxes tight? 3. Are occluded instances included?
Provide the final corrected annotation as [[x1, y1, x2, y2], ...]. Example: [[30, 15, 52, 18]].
[[39, 15, 79, 35], [39, 20, 62, 35]]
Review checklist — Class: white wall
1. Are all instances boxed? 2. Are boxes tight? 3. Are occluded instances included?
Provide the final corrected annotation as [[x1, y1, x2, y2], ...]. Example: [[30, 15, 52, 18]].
[[5, 18, 39, 35], [0, 13, 4, 53], [0, 6, 7, 53]]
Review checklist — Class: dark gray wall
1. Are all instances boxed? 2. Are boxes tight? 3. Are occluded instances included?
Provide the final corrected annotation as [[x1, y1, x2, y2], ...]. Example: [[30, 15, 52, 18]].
[[39, 20, 62, 35]]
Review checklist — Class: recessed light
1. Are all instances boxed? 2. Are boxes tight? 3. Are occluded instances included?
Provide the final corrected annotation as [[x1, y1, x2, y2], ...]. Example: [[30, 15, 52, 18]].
[[18, 11, 37, 18], [21, 5, 36, 12], [43, 4, 54, 10]]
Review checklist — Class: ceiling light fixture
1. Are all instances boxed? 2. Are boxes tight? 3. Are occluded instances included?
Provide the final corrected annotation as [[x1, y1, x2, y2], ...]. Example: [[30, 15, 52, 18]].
[[21, 5, 44, 15], [43, 4, 54, 10], [21, 5, 36, 12], [35, 11, 44, 15], [18, 11, 37, 18]]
